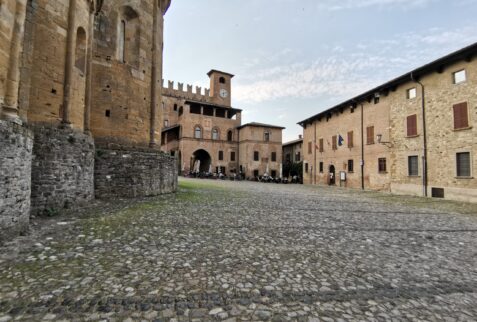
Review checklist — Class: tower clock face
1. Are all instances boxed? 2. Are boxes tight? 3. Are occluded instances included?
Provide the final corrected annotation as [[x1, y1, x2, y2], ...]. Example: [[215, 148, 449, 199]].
[[219, 89, 228, 98]]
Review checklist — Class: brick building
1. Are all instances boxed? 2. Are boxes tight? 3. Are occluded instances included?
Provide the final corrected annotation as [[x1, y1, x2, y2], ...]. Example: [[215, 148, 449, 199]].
[[300, 43, 477, 202], [161, 70, 284, 179], [283, 135, 303, 164]]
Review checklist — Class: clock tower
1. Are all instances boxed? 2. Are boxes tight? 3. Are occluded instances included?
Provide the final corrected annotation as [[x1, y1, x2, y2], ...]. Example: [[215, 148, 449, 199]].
[[208, 70, 234, 107]]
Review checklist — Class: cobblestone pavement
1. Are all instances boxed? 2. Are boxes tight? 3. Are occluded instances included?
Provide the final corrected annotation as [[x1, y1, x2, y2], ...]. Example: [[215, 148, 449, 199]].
[[1, 179, 477, 322]]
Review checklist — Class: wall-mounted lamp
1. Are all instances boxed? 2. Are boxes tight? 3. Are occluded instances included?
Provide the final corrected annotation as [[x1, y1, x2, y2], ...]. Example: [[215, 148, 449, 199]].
[[377, 134, 392, 147]]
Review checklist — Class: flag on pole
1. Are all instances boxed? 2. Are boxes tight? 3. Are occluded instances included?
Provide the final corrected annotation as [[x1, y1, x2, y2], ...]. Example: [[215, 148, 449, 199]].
[[338, 135, 344, 147]]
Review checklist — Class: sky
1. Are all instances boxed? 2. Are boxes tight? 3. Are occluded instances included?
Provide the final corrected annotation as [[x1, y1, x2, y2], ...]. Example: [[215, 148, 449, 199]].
[[163, 0, 477, 143]]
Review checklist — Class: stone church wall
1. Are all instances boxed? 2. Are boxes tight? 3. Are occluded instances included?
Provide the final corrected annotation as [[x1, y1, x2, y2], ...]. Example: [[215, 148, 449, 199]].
[[95, 148, 178, 199], [30, 125, 95, 216], [20, 0, 90, 130], [90, 0, 164, 147], [0, 121, 33, 241]]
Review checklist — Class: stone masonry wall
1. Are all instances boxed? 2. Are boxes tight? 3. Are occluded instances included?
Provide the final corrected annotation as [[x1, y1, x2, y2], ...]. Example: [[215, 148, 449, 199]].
[[95, 148, 178, 199], [389, 59, 477, 202], [21, 0, 90, 130], [30, 125, 95, 216], [0, 121, 33, 242]]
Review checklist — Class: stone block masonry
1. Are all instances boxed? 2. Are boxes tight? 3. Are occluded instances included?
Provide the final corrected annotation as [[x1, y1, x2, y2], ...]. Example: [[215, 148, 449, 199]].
[[94, 148, 178, 199], [0, 121, 33, 241], [30, 125, 95, 216]]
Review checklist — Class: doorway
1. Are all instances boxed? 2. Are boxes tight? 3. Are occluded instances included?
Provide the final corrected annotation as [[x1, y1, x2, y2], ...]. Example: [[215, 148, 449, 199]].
[[191, 149, 212, 173], [329, 165, 336, 185]]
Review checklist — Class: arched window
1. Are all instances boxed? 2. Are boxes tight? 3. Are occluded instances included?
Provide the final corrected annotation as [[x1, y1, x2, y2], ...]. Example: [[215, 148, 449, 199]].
[[118, 6, 140, 67], [75, 27, 87, 74], [219, 77, 226, 84], [212, 128, 219, 140], [264, 131, 271, 142], [227, 130, 233, 142], [194, 126, 202, 139]]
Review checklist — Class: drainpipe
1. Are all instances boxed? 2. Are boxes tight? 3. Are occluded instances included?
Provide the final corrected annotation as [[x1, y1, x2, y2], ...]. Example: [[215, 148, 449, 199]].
[[237, 128, 240, 176], [313, 121, 317, 185], [411, 72, 428, 197], [354, 100, 365, 190]]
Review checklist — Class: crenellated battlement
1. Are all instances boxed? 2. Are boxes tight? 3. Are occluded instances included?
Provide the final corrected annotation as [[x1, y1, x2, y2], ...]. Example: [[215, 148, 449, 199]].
[[162, 79, 212, 102]]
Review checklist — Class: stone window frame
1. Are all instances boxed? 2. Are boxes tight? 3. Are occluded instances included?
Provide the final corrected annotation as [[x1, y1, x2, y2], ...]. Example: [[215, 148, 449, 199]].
[[194, 125, 202, 139], [407, 155, 420, 177], [264, 131, 271, 142], [455, 150, 473, 179], [253, 151, 259, 162], [378, 158, 387, 174], [348, 159, 354, 173], [452, 69, 467, 85], [211, 127, 220, 140], [296, 151, 301, 162], [271, 151, 277, 162], [227, 129, 233, 142], [406, 87, 417, 100]]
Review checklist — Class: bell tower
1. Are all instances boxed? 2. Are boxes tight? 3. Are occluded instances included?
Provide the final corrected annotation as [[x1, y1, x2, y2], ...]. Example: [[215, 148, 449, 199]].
[[208, 70, 234, 107]]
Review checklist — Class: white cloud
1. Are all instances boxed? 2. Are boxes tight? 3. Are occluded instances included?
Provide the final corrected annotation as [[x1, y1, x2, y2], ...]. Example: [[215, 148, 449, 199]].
[[317, 0, 436, 11], [234, 24, 477, 104]]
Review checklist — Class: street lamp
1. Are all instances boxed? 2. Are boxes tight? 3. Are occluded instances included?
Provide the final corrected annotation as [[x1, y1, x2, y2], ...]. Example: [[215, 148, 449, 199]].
[[376, 134, 391, 146]]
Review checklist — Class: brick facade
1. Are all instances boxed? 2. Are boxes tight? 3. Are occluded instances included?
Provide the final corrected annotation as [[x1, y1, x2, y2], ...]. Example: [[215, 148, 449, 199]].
[[300, 44, 477, 202], [161, 70, 284, 179]]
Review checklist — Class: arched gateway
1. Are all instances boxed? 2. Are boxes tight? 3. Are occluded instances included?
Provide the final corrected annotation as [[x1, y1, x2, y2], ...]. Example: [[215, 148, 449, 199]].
[[191, 149, 212, 173]]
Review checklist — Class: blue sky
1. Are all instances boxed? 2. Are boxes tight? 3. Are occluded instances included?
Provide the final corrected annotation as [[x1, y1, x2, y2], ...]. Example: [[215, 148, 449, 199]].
[[163, 0, 477, 142]]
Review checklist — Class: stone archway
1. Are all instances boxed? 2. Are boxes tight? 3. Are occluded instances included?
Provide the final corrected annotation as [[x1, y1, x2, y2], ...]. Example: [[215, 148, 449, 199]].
[[191, 149, 212, 173]]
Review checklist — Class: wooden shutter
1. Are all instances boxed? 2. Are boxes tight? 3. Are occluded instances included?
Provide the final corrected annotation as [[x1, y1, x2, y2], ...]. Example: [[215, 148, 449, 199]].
[[453, 102, 469, 129], [347, 131, 353, 148], [308, 142, 312, 154], [332, 135, 337, 150], [367, 126, 374, 144], [407, 114, 417, 136], [319, 138, 324, 152]]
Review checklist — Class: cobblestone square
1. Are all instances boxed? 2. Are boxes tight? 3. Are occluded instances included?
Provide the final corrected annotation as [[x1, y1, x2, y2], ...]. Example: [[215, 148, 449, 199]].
[[1, 178, 477, 321]]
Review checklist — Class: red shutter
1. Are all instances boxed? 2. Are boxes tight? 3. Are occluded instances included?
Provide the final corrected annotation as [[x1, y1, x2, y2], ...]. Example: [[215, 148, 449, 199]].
[[453, 102, 469, 129], [367, 126, 374, 144], [348, 131, 353, 148], [407, 114, 417, 136]]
